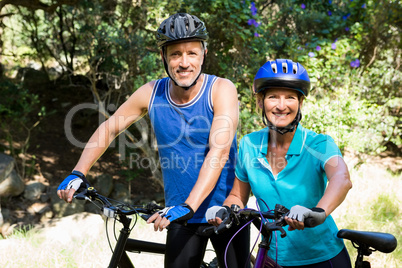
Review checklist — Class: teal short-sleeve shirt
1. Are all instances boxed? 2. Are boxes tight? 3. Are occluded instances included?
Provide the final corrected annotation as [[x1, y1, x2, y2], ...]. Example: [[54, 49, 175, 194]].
[[236, 124, 345, 266]]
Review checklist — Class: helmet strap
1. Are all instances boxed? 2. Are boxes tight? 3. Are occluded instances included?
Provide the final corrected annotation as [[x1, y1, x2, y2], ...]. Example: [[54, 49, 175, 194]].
[[262, 103, 302, 135]]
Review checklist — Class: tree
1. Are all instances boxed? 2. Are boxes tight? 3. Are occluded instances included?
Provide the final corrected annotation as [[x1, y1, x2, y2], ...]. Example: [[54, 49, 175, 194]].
[[0, 0, 400, 185]]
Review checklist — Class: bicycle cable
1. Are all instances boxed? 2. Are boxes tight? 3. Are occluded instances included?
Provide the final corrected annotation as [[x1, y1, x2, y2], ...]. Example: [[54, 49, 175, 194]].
[[255, 198, 280, 266]]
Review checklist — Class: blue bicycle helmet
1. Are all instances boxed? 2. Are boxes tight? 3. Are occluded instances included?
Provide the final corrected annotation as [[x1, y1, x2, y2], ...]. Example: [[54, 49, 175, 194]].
[[253, 59, 310, 96], [156, 13, 208, 90], [253, 59, 311, 134]]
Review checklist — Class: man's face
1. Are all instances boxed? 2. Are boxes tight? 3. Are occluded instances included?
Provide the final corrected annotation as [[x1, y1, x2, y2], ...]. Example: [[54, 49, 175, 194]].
[[165, 41, 205, 88]]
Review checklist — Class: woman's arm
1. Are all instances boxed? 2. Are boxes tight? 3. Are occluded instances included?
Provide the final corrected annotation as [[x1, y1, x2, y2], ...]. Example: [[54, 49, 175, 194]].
[[316, 156, 352, 216], [286, 156, 352, 230], [207, 177, 251, 226]]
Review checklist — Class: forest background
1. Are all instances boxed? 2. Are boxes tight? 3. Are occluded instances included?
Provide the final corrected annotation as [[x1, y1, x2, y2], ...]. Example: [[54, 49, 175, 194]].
[[0, 0, 400, 267]]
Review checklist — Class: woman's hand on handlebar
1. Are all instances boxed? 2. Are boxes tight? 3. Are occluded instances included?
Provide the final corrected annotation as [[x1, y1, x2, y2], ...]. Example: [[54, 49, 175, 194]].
[[207, 217, 223, 227], [285, 205, 327, 231], [285, 217, 305, 231], [205, 205, 231, 227]]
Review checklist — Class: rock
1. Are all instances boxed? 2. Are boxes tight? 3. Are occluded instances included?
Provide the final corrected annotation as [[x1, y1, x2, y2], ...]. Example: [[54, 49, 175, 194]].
[[0, 153, 14, 183], [94, 173, 113, 197], [0, 222, 15, 237], [0, 208, 10, 223], [27, 202, 51, 215], [40, 192, 50, 202], [40, 210, 54, 223], [52, 200, 86, 218], [23, 181, 46, 201], [49, 186, 85, 217], [0, 170, 25, 197], [111, 182, 130, 203]]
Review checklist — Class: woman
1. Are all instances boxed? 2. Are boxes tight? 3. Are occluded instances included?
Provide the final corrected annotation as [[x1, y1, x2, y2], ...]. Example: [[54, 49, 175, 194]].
[[206, 59, 352, 267]]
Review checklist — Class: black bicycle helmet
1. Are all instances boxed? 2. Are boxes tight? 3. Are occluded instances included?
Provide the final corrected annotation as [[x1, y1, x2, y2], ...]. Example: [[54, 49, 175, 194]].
[[156, 13, 208, 47], [253, 59, 310, 97], [253, 59, 311, 135], [156, 13, 208, 90]]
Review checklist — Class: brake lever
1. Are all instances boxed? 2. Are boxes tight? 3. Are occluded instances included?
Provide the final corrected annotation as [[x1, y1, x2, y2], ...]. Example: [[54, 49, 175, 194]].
[[215, 219, 232, 234], [74, 191, 89, 201], [230, 204, 241, 226], [140, 214, 151, 221], [146, 201, 164, 211], [274, 204, 289, 218], [264, 221, 287, 238]]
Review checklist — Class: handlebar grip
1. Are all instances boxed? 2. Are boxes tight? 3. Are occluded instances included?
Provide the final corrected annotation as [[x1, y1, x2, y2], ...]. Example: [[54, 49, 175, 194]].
[[304, 217, 319, 228]]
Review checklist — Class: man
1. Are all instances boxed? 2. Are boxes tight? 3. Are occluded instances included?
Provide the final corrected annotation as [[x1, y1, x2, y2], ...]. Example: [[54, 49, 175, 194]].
[[57, 13, 250, 268]]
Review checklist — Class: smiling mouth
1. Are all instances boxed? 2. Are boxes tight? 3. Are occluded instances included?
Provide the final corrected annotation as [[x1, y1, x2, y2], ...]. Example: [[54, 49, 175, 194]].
[[177, 69, 192, 74], [273, 113, 289, 117]]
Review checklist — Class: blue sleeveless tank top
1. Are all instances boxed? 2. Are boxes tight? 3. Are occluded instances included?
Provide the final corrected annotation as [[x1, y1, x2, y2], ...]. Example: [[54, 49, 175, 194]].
[[148, 74, 237, 223]]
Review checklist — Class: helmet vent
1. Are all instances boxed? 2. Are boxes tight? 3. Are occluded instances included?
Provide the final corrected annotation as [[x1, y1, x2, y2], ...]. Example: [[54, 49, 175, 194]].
[[271, 62, 277, 73], [292, 64, 298, 74], [282, 63, 288, 73], [160, 25, 166, 34], [157, 13, 208, 47]]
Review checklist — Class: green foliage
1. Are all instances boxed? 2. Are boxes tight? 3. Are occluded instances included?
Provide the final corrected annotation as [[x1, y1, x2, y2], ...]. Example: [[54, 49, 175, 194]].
[[0, 0, 400, 158], [0, 78, 46, 178], [0, 81, 38, 119], [230, 0, 401, 155]]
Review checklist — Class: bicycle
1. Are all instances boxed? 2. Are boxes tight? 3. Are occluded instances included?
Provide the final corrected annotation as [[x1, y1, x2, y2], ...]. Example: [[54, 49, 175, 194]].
[[73, 187, 218, 268], [204, 204, 398, 268]]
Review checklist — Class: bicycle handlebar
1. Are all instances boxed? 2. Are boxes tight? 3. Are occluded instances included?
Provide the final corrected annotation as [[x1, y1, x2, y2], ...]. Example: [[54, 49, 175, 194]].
[[73, 187, 163, 220], [203, 204, 290, 237]]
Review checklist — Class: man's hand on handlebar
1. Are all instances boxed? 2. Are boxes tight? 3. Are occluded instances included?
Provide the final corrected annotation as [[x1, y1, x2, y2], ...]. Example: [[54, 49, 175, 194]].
[[147, 203, 194, 232], [57, 170, 90, 203]]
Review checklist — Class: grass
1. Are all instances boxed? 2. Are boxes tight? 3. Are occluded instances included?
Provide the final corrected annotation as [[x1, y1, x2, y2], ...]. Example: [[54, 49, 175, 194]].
[[0, 212, 166, 268], [0, 215, 111, 267], [332, 162, 401, 268], [0, 160, 400, 268]]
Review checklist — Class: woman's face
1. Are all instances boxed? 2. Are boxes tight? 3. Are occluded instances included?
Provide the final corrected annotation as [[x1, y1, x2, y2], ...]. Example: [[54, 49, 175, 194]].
[[259, 88, 303, 128]]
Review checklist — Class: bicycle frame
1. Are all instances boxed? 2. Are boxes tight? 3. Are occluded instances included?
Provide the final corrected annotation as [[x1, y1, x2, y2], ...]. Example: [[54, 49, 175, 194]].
[[75, 188, 216, 268], [109, 213, 165, 268], [74, 188, 166, 268], [250, 217, 284, 268]]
